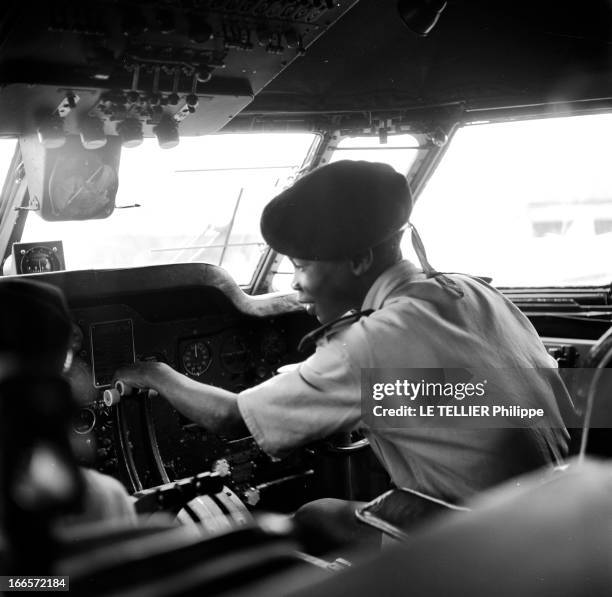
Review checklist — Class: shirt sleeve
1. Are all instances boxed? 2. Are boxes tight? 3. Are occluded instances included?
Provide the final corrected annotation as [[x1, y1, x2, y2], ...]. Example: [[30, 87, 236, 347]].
[[237, 339, 362, 458]]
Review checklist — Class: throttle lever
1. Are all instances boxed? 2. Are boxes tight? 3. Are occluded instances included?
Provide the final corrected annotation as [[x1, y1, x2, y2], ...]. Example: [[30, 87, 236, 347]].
[[103, 381, 158, 406]]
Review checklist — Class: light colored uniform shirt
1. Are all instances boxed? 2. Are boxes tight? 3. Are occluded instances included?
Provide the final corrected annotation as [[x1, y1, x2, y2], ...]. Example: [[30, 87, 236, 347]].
[[238, 260, 569, 501]]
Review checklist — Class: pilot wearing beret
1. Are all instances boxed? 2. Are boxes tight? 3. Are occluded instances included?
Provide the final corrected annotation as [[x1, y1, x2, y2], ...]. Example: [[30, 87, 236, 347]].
[[115, 160, 569, 551]]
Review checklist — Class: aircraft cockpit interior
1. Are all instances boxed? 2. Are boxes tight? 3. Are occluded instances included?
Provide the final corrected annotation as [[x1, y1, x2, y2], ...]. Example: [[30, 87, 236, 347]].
[[1, 1, 612, 595]]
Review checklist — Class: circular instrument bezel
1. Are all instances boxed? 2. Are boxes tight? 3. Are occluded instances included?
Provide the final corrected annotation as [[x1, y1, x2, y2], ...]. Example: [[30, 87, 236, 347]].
[[73, 407, 96, 435], [18, 245, 62, 273], [181, 339, 213, 377]]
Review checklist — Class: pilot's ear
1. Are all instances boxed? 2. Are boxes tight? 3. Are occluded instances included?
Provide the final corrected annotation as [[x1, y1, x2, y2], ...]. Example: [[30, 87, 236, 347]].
[[349, 249, 373, 276]]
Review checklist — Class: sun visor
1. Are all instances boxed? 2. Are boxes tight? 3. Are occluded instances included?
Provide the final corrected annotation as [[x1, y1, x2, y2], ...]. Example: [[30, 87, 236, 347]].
[[0, 2, 359, 138]]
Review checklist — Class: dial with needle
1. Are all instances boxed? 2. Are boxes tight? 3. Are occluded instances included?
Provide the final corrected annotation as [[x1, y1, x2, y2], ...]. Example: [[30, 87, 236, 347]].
[[64, 164, 106, 209]]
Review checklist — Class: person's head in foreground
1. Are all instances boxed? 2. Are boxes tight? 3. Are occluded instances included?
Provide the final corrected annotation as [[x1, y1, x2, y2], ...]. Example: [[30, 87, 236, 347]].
[[0, 277, 73, 372], [0, 278, 135, 533]]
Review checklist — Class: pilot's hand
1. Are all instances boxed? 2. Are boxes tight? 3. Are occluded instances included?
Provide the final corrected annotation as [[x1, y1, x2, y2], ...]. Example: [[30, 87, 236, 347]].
[[113, 360, 170, 393]]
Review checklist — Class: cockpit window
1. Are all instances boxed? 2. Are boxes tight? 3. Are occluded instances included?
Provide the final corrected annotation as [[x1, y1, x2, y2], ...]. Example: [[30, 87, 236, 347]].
[[408, 113, 612, 287], [19, 133, 318, 286], [328, 133, 421, 173]]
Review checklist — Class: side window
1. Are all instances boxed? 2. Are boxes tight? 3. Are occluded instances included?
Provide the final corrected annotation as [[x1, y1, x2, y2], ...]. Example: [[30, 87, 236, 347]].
[[408, 114, 612, 287]]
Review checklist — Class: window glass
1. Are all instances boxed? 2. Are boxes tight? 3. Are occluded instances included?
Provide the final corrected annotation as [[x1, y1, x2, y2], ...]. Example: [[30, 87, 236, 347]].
[[20, 133, 318, 286], [328, 133, 421, 173], [408, 114, 612, 286]]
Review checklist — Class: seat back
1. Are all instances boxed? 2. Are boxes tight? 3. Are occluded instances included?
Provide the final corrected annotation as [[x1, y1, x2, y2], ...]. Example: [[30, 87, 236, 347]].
[[0, 362, 85, 574]]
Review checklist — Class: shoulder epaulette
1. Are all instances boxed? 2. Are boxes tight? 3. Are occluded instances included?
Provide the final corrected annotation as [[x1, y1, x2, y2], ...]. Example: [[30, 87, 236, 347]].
[[298, 309, 374, 353]]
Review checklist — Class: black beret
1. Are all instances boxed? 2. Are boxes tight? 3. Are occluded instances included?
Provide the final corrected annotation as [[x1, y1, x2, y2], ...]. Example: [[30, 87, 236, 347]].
[[0, 278, 71, 361], [261, 160, 412, 260]]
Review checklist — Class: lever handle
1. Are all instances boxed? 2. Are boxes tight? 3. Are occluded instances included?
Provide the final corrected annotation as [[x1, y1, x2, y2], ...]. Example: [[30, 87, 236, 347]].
[[103, 381, 157, 406]]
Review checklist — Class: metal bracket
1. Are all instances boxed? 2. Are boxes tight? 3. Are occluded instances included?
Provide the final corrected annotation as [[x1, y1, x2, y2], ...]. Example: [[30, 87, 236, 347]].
[[14, 196, 40, 212], [56, 92, 80, 117]]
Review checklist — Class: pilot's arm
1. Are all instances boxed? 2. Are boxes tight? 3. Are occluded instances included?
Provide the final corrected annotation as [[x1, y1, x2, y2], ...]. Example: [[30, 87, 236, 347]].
[[114, 361, 248, 437]]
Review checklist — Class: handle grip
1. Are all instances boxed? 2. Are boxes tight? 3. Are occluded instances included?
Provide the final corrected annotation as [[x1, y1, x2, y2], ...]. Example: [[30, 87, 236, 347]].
[[102, 381, 158, 406]]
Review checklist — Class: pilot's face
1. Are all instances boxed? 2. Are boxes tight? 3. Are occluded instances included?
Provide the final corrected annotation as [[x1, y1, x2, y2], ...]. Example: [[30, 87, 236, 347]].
[[290, 258, 358, 324]]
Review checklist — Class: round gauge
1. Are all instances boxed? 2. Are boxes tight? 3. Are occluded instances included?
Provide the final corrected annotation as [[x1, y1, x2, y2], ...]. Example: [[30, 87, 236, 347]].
[[73, 408, 96, 435], [18, 246, 62, 273], [220, 335, 252, 374], [260, 330, 287, 364], [48, 154, 118, 219], [182, 340, 212, 377]]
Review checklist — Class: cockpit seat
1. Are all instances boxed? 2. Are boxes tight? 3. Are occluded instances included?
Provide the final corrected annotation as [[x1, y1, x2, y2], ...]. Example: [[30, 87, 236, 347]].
[[282, 458, 612, 597]]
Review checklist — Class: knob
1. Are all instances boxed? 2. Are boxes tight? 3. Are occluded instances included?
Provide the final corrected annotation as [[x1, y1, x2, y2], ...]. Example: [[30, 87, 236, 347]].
[[212, 458, 231, 477], [284, 29, 299, 48], [185, 94, 199, 107], [243, 487, 260, 507], [116, 380, 136, 396], [122, 7, 148, 36], [189, 19, 213, 44], [103, 388, 121, 406], [429, 128, 448, 147], [157, 8, 176, 34]]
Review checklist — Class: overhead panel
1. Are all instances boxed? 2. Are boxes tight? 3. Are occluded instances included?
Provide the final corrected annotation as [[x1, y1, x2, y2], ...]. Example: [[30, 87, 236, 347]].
[[0, 1, 359, 137]]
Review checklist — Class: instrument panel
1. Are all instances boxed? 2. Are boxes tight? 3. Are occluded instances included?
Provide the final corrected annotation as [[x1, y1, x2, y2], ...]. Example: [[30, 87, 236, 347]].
[[38, 263, 319, 511], [177, 327, 290, 389], [68, 305, 314, 508]]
